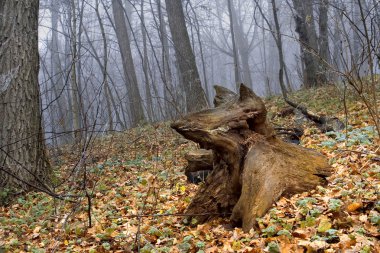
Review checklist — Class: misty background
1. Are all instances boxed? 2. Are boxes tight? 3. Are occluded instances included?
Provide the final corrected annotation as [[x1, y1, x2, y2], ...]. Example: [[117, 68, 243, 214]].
[[36, 0, 380, 146]]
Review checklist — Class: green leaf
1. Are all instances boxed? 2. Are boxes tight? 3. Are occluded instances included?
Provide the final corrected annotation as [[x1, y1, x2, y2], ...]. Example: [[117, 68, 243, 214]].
[[183, 235, 193, 242], [370, 215, 380, 225], [320, 140, 336, 147], [277, 229, 291, 237], [178, 242, 191, 252], [267, 242, 280, 253], [317, 218, 332, 233], [102, 242, 111, 251], [148, 226, 162, 237], [195, 241, 205, 249], [328, 199, 343, 211], [262, 225, 277, 237], [296, 197, 317, 207]]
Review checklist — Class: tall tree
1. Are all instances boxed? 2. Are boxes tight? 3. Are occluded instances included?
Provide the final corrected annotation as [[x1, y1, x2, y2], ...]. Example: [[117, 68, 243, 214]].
[[165, 0, 208, 112], [156, 0, 176, 118], [229, 1, 254, 88], [318, 0, 330, 83], [0, 0, 50, 190], [140, 0, 154, 121], [112, 0, 145, 127], [254, 0, 288, 97], [227, 0, 242, 87], [69, 0, 82, 140], [292, 0, 320, 87], [95, 0, 114, 131], [50, 0, 71, 144]]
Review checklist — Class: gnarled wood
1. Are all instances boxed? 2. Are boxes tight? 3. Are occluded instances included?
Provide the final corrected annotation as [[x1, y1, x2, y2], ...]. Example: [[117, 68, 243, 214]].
[[172, 84, 331, 232], [184, 149, 213, 173]]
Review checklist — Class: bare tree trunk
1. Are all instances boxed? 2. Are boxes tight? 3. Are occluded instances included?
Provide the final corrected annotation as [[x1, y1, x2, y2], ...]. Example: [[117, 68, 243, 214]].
[[292, 0, 320, 87], [154, 0, 176, 118], [69, 0, 81, 140], [50, 0, 71, 144], [271, 0, 288, 98], [230, 2, 253, 88], [332, 2, 342, 80], [0, 0, 50, 190], [227, 0, 241, 88], [254, 0, 288, 97], [165, 0, 208, 112], [112, 0, 145, 127], [82, 24, 126, 130], [76, 0, 87, 134], [141, 0, 154, 122], [95, 0, 113, 131], [188, 1, 211, 103], [318, 0, 330, 83]]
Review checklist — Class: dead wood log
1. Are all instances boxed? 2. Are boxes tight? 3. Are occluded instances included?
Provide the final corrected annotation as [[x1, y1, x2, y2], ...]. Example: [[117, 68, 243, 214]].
[[274, 127, 303, 144], [171, 84, 331, 232], [285, 98, 344, 132]]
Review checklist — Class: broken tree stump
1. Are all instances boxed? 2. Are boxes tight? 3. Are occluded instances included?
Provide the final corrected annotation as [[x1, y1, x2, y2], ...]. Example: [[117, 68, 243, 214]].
[[171, 84, 331, 232]]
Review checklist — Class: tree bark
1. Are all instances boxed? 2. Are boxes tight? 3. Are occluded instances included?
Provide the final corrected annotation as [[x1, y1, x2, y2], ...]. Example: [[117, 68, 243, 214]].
[[112, 0, 145, 127], [292, 0, 320, 87], [172, 84, 331, 232], [254, 0, 289, 96], [69, 0, 82, 140], [230, 2, 253, 89], [155, 0, 176, 119], [50, 0, 71, 144], [140, 0, 154, 122], [227, 0, 242, 87], [271, 0, 288, 98], [0, 0, 50, 190], [95, 0, 114, 131], [165, 0, 208, 112], [318, 0, 330, 83]]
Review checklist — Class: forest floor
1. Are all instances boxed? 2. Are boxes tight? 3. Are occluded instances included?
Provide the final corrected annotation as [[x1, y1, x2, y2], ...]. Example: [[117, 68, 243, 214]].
[[0, 85, 379, 252]]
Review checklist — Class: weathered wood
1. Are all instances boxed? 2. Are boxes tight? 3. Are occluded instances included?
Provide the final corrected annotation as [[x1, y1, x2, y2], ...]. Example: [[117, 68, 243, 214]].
[[184, 149, 213, 184], [184, 149, 213, 173], [172, 84, 331, 232]]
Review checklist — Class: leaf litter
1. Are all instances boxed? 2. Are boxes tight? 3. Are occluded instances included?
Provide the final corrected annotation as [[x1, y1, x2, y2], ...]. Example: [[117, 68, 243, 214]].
[[0, 86, 379, 252]]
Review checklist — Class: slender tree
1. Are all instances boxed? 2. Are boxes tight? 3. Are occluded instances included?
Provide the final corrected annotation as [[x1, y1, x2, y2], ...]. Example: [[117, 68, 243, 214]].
[[254, 0, 288, 97], [165, 0, 208, 112], [50, 0, 71, 144], [227, 0, 242, 87], [112, 0, 145, 127], [0, 0, 50, 190], [292, 0, 320, 87], [318, 0, 330, 83], [69, 0, 82, 139], [229, 1, 253, 88]]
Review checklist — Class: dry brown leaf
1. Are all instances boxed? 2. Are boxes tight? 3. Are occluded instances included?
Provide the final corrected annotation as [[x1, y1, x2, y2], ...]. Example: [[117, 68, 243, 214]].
[[347, 202, 362, 212]]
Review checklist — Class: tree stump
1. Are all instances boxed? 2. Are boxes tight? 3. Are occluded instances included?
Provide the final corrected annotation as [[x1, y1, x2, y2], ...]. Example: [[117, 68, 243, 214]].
[[171, 84, 331, 232]]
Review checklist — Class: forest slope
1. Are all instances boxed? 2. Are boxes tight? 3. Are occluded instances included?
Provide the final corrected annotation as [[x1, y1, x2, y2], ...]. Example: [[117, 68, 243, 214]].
[[0, 86, 379, 252]]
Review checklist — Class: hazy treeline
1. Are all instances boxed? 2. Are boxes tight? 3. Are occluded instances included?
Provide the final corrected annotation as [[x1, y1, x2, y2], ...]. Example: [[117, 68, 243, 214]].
[[37, 0, 380, 145]]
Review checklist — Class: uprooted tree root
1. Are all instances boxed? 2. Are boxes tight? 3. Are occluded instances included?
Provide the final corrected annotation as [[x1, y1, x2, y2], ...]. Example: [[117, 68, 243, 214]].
[[171, 84, 331, 232]]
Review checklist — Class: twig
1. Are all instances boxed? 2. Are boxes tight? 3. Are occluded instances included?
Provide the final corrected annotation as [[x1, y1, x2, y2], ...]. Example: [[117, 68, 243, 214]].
[[117, 212, 231, 219]]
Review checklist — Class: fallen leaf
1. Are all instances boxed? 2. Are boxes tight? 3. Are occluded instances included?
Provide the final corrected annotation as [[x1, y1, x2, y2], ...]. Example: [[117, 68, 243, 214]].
[[317, 217, 332, 233], [347, 202, 362, 212]]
